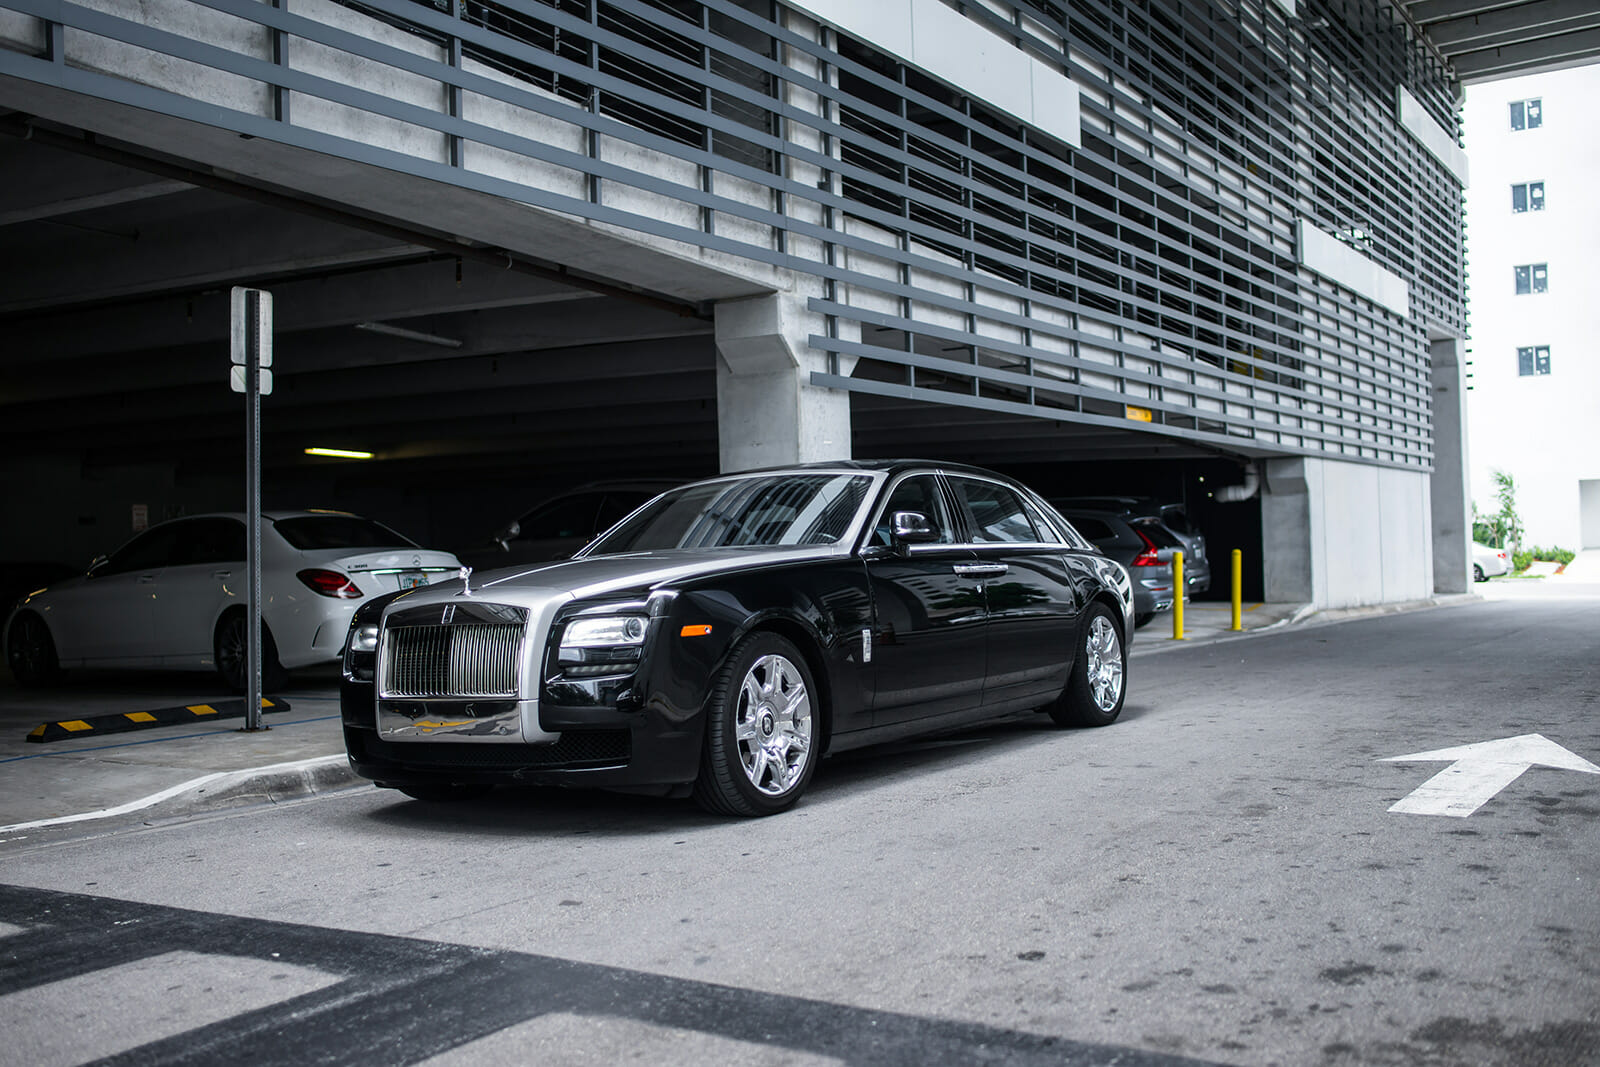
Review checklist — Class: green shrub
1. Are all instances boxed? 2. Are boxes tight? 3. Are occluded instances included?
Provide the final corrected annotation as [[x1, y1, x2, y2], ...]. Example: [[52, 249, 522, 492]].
[[1513, 546, 1576, 572]]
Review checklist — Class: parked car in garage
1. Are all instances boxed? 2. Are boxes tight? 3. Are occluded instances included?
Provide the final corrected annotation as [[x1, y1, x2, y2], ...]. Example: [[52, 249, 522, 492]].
[[339, 461, 1134, 817], [5, 511, 461, 690], [1052, 496, 1211, 590], [1051, 505, 1189, 628], [1472, 541, 1511, 582], [455, 480, 681, 571]]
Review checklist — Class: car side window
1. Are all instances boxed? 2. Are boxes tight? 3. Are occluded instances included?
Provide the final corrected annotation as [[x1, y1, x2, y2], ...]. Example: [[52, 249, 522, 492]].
[[870, 474, 954, 547], [1020, 498, 1065, 544], [950, 478, 1039, 544], [172, 518, 246, 566], [1063, 515, 1115, 544], [99, 524, 182, 575], [595, 493, 645, 533], [518, 494, 602, 541]]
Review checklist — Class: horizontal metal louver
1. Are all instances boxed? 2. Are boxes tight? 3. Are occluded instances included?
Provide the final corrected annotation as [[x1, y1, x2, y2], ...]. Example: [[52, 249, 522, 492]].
[[381, 623, 523, 698]]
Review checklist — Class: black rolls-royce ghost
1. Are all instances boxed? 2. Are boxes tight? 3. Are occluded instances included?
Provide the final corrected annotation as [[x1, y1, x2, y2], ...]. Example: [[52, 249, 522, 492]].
[[340, 461, 1134, 816]]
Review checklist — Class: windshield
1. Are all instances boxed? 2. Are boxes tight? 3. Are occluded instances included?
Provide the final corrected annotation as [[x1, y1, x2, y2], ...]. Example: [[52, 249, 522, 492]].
[[583, 473, 875, 554]]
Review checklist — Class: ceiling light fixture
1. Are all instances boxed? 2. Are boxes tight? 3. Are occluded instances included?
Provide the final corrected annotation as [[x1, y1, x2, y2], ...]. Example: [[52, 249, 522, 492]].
[[305, 447, 375, 460], [354, 321, 462, 348]]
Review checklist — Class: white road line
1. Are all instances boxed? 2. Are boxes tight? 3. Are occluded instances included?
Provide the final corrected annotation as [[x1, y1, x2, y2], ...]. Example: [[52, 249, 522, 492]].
[[0, 755, 349, 834]]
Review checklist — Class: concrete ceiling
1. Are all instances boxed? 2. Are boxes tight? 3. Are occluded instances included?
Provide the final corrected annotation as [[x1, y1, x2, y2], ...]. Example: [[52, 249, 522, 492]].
[[1401, 0, 1600, 83]]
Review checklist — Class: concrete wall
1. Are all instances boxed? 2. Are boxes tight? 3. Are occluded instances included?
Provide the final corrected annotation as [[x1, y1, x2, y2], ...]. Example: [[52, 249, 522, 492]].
[[1263, 456, 1434, 609]]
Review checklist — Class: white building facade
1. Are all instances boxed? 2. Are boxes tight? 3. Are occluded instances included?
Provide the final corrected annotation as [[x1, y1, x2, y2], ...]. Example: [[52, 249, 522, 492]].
[[1463, 65, 1600, 551]]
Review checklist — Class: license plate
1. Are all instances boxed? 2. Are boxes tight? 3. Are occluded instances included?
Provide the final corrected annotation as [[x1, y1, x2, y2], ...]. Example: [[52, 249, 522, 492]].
[[399, 571, 430, 589]]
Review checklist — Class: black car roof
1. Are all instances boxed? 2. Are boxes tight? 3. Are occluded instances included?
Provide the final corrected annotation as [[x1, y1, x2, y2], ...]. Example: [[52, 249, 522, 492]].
[[731, 458, 1015, 480]]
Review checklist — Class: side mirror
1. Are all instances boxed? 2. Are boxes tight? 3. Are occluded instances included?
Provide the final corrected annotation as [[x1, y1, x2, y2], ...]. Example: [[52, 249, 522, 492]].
[[891, 511, 939, 547], [493, 521, 520, 550]]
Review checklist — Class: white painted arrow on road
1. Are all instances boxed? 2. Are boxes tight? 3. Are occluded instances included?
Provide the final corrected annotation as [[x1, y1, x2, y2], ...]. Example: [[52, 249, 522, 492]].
[[1381, 734, 1600, 817]]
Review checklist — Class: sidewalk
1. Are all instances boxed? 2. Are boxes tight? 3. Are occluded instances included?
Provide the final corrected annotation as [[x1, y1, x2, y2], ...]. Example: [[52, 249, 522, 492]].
[[0, 595, 1467, 834]]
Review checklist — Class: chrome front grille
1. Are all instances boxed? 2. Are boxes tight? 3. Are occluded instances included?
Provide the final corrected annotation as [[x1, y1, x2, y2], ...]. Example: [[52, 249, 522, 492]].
[[381, 622, 524, 698]]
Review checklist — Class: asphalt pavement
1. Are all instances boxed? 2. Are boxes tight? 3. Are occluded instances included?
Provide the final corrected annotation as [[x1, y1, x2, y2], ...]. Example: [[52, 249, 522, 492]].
[[0, 594, 1464, 833]]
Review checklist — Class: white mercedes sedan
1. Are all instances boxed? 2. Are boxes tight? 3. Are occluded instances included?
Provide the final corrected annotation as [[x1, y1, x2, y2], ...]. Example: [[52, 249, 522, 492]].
[[5, 510, 460, 690]]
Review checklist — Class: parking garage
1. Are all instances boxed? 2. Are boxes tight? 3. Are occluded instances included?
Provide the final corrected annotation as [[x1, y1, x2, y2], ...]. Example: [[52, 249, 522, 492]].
[[0, 0, 1495, 617]]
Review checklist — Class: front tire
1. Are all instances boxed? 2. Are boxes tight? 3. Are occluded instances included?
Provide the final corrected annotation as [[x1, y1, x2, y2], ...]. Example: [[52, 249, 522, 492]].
[[215, 612, 289, 692], [693, 632, 818, 817], [1047, 604, 1126, 728], [7, 612, 61, 686]]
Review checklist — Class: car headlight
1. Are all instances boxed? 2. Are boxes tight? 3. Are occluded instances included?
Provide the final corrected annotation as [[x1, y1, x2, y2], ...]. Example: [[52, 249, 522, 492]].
[[561, 615, 648, 648], [556, 614, 649, 679], [348, 623, 380, 654]]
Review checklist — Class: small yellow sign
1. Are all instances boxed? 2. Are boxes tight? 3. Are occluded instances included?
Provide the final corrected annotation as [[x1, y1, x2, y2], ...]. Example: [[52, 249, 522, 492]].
[[1125, 405, 1154, 422]]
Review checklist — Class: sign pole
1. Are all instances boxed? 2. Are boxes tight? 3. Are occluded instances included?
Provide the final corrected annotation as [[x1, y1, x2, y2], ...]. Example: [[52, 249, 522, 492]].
[[231, 288, 273, 731]]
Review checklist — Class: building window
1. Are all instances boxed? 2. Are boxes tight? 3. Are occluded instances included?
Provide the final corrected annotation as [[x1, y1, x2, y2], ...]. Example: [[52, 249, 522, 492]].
[[1517, 346, 1551, 376], [1514, 263, 1548, 294], [1510, 98, 1543, 130], [1511, 181, 1545, 212]]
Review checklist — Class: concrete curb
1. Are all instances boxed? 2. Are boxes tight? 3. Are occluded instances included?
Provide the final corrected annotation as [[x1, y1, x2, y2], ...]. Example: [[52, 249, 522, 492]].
[[0, 754, 363, 834]]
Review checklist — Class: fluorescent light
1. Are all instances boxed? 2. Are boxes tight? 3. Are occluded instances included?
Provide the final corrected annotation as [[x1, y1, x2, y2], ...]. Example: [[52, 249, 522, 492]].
[[354, 321, 462, 347], [305, 447, 374, 459]]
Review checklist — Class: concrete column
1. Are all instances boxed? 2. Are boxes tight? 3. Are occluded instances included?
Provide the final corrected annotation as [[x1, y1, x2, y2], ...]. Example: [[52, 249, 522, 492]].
[[714, 292, 856, 472], [1429, 337, 1472, 593], [1261, 457, 1315, 605]]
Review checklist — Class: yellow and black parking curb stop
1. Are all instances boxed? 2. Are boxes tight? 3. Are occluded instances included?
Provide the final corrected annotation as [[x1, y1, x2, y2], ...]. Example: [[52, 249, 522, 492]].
[[25, 698, 292, 743]]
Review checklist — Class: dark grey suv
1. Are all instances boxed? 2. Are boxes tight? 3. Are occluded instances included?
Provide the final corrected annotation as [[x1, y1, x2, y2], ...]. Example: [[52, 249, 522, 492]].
[[1052, 500, 1210, 628]]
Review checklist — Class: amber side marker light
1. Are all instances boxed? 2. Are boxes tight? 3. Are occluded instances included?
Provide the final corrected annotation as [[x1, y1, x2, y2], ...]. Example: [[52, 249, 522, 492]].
[[680, 624, 713, 637]]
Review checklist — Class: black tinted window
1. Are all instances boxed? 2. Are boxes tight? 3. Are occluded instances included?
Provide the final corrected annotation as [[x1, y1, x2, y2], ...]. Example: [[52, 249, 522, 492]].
[[273, 516, 416, 550], [952, 478, 1039, 544], [870, 474, 954, 547], [1063, 516, 1115, 542], [172, 518, 246, 565], [517, 494, 602, 541], [101, 524, 182, 574]]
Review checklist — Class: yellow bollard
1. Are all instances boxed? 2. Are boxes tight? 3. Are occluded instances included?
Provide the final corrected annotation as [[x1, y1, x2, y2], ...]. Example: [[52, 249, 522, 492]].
[[1231, 548, 1243, 631], [1171, 549, 1185, 639]]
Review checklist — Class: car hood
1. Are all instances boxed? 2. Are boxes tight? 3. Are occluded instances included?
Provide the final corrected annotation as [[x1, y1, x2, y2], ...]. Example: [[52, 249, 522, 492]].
[[435, 545, 843, 606]]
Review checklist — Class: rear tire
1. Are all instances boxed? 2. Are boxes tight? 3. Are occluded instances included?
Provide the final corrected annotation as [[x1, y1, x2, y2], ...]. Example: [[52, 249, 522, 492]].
[[7, 612, 61, 687], [1047, 604, 1126, 728], [215, 612, 289, 692], [1473, 564, 1486, 582], [693, 632, 818, 817]]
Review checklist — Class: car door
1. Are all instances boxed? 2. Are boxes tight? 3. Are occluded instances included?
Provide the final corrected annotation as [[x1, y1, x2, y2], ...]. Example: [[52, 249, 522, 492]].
[[862, 473, 987, 725], [148, 517, 245, 664], [946, 475, 1082, 708], [50, 523, 182, 663]]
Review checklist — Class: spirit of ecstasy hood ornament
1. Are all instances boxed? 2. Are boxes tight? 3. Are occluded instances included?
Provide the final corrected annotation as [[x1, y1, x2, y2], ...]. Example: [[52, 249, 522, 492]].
[[458, 565, 473, 595]]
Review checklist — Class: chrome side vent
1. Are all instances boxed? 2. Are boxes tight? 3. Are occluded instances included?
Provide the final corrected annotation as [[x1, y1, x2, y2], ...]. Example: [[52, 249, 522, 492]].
[[380, 616, 525, 699]]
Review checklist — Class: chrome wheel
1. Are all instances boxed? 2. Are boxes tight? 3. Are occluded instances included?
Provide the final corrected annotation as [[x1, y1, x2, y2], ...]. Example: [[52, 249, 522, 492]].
[[1084, 614, 1124, 712], [733, 653, 813, 796], [1047, 604, 1126, 728]]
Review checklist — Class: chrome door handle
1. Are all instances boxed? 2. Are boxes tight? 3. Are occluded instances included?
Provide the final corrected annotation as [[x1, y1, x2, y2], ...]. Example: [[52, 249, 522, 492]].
[[212, 570, 232, 579], [952, 563, 1008, 578], [137, 574, 156, 583]]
